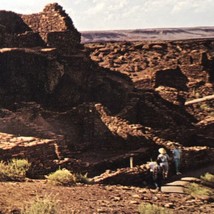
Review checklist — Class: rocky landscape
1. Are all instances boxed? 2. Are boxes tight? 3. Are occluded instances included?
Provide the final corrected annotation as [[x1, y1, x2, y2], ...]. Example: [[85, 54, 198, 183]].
[[0, 2, 213, 213]]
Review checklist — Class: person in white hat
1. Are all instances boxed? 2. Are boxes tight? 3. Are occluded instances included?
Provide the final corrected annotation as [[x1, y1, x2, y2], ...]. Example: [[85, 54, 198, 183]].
[[157, 148, 170, 179]]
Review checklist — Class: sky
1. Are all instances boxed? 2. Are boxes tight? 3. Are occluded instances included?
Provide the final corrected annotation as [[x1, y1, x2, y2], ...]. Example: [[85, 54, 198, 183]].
[[0, 0, 214, 31]]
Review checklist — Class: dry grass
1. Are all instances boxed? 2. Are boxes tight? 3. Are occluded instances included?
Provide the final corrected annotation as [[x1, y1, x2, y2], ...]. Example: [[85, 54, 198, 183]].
[[138, 202, 173, 214], [46, 168, 76, 186], [184, 183, 213, 199], [201, 172, 214, 183], [22, 194, 59, 214], [0, 159, 31, 181]]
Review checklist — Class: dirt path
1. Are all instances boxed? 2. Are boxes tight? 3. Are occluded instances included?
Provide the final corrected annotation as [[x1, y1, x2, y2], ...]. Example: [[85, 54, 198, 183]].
[[162, 163, 214, 193], [167, 162, 214, 182]]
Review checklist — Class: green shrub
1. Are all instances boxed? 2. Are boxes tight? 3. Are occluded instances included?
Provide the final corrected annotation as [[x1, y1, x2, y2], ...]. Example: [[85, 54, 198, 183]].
[[75, 172, 93, 184], [184, 183, 213, 198], [138, 203, 172, 214], [23, 195, 59, 214], [46, 168, 76, 186], [0, 159, 31, 181], [200, 103, 212, 111], [201, 173, 214, 183]]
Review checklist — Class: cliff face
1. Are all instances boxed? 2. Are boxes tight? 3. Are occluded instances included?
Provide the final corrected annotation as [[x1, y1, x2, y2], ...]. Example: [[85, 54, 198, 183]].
[[0, 3, 213, 177]]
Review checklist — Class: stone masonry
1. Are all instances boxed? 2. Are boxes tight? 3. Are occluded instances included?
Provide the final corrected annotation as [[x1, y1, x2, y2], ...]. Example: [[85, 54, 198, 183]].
[[0, 3, 81, 54], [21, 3, 81, 54]]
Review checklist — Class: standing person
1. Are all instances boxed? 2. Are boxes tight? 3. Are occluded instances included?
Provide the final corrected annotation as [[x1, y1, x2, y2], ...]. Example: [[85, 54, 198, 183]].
[[172, 144, 182, 175], [147, 161, 163, 191], [157, 148, 170, 179]]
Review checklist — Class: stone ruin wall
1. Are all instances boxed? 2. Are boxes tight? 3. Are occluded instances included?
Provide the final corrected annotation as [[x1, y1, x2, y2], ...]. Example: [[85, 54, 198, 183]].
[[0, 3, 81, 54], [0, 10, 45, 48], [21, 3, 81, 54]]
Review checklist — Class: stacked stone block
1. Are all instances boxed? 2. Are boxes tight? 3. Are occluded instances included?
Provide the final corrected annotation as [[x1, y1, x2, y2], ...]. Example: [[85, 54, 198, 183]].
[[21, 3, 81, 54], [0, 3, 80, 53]]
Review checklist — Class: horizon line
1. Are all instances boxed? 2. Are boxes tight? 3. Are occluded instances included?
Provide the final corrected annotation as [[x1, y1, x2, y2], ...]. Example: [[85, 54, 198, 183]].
[[80, 25, 214, 32]]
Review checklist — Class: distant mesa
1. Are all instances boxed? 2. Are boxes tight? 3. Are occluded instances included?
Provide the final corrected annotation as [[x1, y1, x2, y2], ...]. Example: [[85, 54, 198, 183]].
[[81, 27, 214, 43]]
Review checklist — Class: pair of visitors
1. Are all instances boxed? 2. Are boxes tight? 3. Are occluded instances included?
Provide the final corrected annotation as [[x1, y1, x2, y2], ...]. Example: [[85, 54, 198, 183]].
[[157, 145, 182, 177]]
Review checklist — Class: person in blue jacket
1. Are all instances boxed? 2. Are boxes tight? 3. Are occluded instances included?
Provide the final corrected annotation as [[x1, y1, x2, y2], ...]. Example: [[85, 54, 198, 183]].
[[172, 144, 182, 175]]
